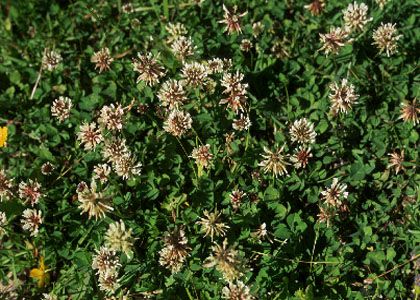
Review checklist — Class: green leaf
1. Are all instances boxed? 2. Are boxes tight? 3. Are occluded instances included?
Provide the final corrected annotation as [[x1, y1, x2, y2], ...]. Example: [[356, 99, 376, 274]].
[[264, 186, 280, 201], [274, 223, 291, 239], [9, 70, 21, 85], [316, 119, 329, 134], [38, 144, 55, 161], [102, 82, 117, 99]]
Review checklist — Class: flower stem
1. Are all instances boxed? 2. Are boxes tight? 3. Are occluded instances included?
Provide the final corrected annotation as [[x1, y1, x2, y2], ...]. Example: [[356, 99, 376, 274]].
[[30, 68, 43, 100]]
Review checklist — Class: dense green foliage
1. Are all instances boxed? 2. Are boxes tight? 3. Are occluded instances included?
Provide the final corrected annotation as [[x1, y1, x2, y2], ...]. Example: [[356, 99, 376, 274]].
[[0, 0, 419, 299]]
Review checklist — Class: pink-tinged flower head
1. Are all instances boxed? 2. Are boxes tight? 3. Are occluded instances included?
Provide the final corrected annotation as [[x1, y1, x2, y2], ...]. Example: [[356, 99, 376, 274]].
[[132, 52, 166, 86], [19, 179, 43, 206], [319, 27, 352, 55], [321, 178, 348, 207], [21, 209, 43, 236], [77, 122, 103, 151], [399, 99, 419, 125], [219, 5, 247, 35]]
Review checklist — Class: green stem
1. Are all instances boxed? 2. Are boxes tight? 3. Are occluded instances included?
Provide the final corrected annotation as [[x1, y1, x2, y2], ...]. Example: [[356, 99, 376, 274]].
[[191, 127, 204, 146], [310, 224, 319, 274], [176, 136, 198, 183]]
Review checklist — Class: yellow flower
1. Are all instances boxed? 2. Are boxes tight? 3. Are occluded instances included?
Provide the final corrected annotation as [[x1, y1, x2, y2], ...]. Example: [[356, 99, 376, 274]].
[[30, 256, 49, 287], [0, 126, 7, 147]]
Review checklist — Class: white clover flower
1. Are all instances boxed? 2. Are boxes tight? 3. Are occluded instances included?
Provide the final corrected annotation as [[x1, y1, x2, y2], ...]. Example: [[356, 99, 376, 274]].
[[289, 118, 316, 145], [181, 62, 208, 87], [219, 4, 248, 35], [191, 144, 213, 169], [132, 52, 166, 86], [163, 110, 192, 137], [18, 179, 43, 206], [113, 153, 142, 180], [372, 23, 403, 57], [77, 122, 103, 151], [319, 27, 352, 55], [321, 178, 348, 207], [98, 103, 124, 131], [329, 79, 359, 115], [105, 220, 134, 257], [258, 146, 289, 178], [51, 96, 72, 122], [21, 209, 43, 236], [91, 47, 113, 73], [158, 227, 190, 273], [77, 181, 113, 220], [92, 246, 121, 274], [343, 2, 372, 32], [42, 49, 62, 71]]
